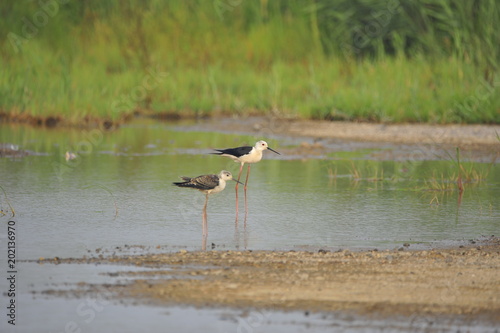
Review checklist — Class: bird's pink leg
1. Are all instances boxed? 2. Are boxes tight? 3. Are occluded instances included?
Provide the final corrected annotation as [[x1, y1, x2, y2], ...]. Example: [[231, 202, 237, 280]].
[[201, 235, 207, 251], [244, 164, 251, 191], [235, 163, 244, 219], [244, 164, 251, 217], [202, 194, 208, 239]]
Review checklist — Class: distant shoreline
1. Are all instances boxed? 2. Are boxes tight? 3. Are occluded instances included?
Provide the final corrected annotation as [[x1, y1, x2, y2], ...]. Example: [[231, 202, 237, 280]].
[[189, 116, 500, 149]]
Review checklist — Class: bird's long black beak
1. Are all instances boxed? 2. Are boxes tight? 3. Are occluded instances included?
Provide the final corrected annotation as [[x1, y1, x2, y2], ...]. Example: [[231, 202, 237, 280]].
[[233, 179, 244, 185], [268, 147, 280, 155]]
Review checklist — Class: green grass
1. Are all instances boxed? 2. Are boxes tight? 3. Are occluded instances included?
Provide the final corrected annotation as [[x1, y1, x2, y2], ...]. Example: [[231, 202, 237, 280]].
[[1, 0, 499, 125], [322, 153, 493, 192]]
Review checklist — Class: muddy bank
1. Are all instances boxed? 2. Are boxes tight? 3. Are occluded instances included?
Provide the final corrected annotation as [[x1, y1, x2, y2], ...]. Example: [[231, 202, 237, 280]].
[[3, 111, 499, 148], [287, 120, 500, 147], [199, 116, 500, 149], [37, 237, 500, 322]]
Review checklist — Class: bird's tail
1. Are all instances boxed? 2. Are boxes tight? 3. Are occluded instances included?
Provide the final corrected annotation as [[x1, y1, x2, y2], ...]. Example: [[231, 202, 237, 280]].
[[172, 176, 193, 188], [172, 181, 194, 188], [209, 150, 224, 155]]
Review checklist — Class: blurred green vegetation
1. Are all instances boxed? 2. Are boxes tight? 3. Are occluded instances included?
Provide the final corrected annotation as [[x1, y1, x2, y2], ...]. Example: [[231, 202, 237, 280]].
[[0, 0, 499, 125]]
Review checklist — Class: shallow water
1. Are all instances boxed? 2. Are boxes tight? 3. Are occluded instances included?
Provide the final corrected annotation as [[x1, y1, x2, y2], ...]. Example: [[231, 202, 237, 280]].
[[13, 295, 499, 333], [14, 295, 498, 333], [1, 120, 499, 332], [1, 120, 498, 257]]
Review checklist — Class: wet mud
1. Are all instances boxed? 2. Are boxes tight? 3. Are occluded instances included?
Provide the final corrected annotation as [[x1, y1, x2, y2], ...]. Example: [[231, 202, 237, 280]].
[[35, 237, 500, 323]]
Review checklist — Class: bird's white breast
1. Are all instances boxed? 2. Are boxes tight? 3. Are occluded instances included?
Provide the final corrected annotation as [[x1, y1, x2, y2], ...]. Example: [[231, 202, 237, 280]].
[[239, 149, 263, 164], [209, 179, 226, 194]]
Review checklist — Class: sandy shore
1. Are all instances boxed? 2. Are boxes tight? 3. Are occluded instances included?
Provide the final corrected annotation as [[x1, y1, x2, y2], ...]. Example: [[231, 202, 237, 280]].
[[286, 119, 500, 147], [37, 237, 500, 322]]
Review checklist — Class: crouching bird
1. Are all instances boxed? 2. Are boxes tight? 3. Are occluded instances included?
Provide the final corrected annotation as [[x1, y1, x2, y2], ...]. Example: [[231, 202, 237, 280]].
[[173, 170, 242, 238]]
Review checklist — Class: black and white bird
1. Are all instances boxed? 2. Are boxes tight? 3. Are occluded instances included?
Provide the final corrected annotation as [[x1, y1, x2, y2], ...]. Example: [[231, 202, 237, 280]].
[[211, 140, 280, 216], [173, 170, 242, 238]]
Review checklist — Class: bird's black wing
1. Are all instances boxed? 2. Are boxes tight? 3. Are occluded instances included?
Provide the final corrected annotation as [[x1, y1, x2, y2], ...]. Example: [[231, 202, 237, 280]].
[[173, 174, 218, 190], [192, 174, 219, 190], [211, 146, 252, 157]]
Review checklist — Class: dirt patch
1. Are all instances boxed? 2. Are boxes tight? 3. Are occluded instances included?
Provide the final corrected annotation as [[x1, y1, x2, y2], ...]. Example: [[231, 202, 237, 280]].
[[36, 238, 500, 322]]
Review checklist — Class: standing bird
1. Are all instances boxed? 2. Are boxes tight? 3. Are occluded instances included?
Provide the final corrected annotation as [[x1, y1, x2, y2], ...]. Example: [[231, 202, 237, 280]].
[[173, 170, 242, 239], [211, 140, 280, 216]]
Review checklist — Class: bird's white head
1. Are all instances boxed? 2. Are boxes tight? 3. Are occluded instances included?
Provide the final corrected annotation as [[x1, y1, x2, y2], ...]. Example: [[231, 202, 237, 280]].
[[255, 140, 269, 151], [254, 140, 280, 155], [219, 170, 244, 185], [219, 170, 233, 181]]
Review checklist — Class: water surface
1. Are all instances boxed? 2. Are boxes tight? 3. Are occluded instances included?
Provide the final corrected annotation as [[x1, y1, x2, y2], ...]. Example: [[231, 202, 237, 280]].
[[1, 120, 499, 332], [1, 121, 498, 258]]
